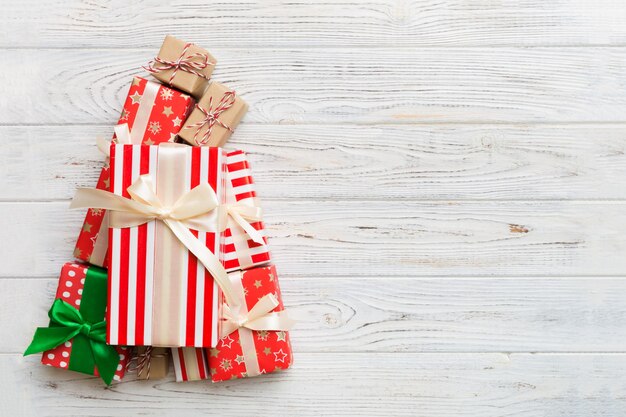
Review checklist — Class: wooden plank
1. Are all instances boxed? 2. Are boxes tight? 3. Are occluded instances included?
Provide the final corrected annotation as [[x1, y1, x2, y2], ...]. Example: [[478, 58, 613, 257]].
[[4, 0, 626, 48], [2, 200, 625, 278], [7, 277, 626, 354], [6, 353, 626, 416], [4, 47, 626, 125], [3, 124, 626, 201]]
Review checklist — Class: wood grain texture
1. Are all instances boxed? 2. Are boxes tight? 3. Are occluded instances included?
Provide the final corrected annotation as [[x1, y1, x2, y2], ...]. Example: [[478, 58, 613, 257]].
[[6, 353, 626, 416], [1, 200, 625, 278], [4, 0, 626, 48], [2, 124, 626, 201], [6, 277, 626, 354], [3, 47, 626, 125], [4, 0, 626, 414]]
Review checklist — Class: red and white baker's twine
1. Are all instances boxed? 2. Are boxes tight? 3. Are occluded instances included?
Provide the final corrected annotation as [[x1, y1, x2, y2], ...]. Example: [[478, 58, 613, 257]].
[[144, 43, 215, 85], [126, 346, 167, 380], [185, 90, 237, 145]]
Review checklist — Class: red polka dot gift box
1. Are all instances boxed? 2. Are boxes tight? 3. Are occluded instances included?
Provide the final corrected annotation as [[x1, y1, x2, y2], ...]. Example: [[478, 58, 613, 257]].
[[73, 77, 195, 268], [25, 262, 129, 384], [172, 264, 294, 382]]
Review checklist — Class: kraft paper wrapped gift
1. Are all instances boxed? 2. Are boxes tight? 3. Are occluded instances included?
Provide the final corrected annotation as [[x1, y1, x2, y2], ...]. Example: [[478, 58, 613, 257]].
[[24, 262, 130, 385], [133, 347, 170, 380], [71, 143, 233, 348], [178, 82, 248, 147], [145, 35, 217, 98], [74, 77, 195, 267], [172, 265, 294, 382]]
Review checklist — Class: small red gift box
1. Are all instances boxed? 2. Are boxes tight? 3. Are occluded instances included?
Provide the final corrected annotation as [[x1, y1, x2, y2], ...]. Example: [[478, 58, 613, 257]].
[[172, 265, 293, 382], [74, 77, 195, 267], [38, 262, 130, 383]]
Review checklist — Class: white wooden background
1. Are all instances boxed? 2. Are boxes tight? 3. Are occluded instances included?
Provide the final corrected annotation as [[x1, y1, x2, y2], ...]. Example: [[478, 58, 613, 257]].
[[2, 1, 626, 416]]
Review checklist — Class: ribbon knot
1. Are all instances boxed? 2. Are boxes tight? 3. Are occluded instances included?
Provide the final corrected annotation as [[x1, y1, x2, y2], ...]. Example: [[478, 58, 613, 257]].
[[144, 43, 215, 85], [185, 91, 237, 146], [155, 207, 172, 220], [24, 299, 120, 385], [70, 165, 240, 307], [221, 294, 295, 339], [79, 322, 93, 337]]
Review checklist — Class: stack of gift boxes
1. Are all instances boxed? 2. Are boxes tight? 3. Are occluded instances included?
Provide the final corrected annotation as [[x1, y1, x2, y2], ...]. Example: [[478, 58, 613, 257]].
[[25, 35, 294, 384]]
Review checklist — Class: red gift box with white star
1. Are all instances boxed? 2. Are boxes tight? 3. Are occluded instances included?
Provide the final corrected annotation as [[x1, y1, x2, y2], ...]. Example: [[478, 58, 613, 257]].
[[171, 265, 293, 382], [74, 77, 195, 267], [223, 150, 272, 272], [41, 262, 130, 382]]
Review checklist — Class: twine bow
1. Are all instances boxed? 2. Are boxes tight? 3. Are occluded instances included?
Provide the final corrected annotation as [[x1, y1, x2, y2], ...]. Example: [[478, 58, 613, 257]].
[[126, 346, 168, 380], [24, 299, 119, 385], [221, 294, 295, 339], [70, 174, 240, 307], [185, 91, 237, 145], [144, 43, 214, 85]]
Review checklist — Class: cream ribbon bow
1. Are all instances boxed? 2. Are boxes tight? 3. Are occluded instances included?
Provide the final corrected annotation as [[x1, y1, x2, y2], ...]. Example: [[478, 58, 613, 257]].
[[70, 174, 240, 307], [96, 124, 133, 158], [220, 293, 295, 339], [218, 204, 265, 245]]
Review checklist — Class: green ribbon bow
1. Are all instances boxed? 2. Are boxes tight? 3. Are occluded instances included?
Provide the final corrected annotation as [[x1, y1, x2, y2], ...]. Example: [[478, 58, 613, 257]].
[[24, 267, 120, 385]]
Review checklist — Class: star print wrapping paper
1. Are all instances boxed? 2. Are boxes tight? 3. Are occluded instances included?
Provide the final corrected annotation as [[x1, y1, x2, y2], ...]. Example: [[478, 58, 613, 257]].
[[39, 262, 129, 382], [172, 265, 293, 382], [105, 143, 227, 348], [223, 150, 271, 272], [73, 76, 195, 267]]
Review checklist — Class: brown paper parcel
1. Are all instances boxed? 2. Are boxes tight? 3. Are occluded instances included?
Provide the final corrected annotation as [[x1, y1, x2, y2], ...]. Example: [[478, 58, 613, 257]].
[[136, 347, 170, 380], [178, 82, 248, 147], [148, 35, 216, 98]]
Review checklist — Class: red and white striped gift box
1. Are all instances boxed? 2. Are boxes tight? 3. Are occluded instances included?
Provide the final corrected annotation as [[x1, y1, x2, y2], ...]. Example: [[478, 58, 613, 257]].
[[223, 150, 272, 272], [74, 77, 195, 268], [172, 347, 209, 382], [107, 143, 227, 348]]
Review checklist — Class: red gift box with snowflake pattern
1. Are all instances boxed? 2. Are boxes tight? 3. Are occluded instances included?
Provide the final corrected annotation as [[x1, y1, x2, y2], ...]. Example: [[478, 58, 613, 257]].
[[172, 264, 293, 382], [41, 262, 130, 382], [74, 77, 195, 267]]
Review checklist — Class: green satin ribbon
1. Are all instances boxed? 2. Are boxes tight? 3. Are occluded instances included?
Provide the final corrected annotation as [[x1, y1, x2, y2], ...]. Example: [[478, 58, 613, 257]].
[[24, 266, 120, 385]]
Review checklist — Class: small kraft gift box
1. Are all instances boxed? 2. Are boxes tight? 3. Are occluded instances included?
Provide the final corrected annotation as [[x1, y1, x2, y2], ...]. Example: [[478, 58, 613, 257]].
[[71, 143, 237, 348], [172, 265, 294, 382], [24, 262, 130, 384], [178, 81, 248, 147], [74, 77, 195, 268], [128, 346, 171, 380], [145, 35, 217, 98]]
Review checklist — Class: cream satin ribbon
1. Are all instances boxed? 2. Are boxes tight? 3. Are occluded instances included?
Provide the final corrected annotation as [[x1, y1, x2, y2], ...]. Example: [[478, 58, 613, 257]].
[[221, 293, 294, 338], [96, 124, 133, 157], [221, 272, 294, 377], [70, 174, 240, 308], [218, 203, 265, 245]]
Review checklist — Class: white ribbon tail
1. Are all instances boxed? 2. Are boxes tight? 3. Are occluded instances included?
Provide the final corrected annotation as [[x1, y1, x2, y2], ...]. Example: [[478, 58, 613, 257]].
[[228, 208, 265, 245], [164, 219, 239, 307], [96, 123, 132, 158]]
